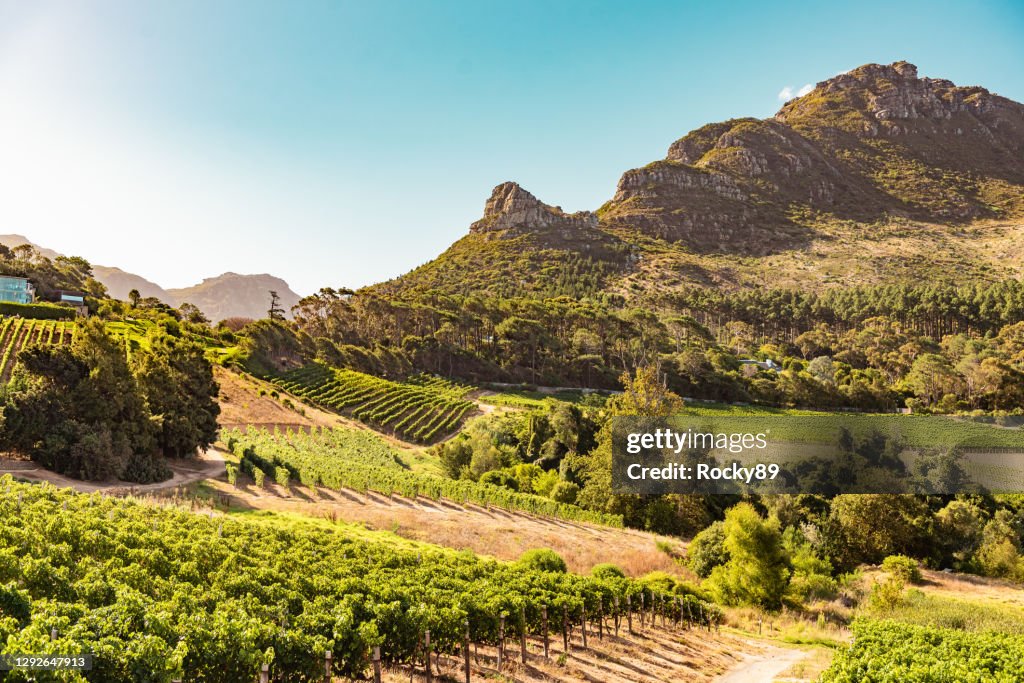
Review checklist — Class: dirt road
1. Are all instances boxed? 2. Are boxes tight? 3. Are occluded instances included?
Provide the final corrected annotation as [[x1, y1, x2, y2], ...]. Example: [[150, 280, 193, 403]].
[[0, 449, 226, 494], [716, 643, 810, 682]]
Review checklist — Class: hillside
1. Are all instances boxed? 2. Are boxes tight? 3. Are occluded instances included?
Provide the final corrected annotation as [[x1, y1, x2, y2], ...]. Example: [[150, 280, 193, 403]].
[[378, 62, 1024, 298], [0, 234, 301, 321], [166, 272, 301, 322]]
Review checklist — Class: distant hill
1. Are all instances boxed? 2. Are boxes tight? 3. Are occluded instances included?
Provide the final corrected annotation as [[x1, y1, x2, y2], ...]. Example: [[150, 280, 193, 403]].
[[377, 62, 1024, 299], [91, 265, 171, 302], [0, 234, 301, 322], [167, 273, 300, 323]]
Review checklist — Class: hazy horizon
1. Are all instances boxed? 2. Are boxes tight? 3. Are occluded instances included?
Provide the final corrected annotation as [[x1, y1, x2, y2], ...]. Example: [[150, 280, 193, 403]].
[[1, 0, 1022, 296]]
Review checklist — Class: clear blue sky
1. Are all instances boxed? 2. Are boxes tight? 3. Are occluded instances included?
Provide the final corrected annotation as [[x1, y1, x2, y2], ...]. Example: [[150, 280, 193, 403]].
[[1, 0, 1022, 295]]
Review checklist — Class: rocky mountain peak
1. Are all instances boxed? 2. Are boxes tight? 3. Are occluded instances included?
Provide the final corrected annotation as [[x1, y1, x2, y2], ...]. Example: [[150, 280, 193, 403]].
[[470, 181, 597, 234], [775, 61, 1011, 126]]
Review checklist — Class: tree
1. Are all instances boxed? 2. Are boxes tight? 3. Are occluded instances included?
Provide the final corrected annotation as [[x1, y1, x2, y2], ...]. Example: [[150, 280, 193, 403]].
[[268, 290, 286, 321], [133, 331, 220, 459], [178, 302, 209, 325], [824, 495, 932, 570], [905, 354, 962, 407], [0, 320, 166, 482], [705, 503, 790, 608], [687, 521, 728, 578], [128, 288, 142, 308]]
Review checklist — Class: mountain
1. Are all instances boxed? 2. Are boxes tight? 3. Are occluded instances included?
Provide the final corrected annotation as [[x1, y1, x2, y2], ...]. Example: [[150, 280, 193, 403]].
[[379, 62, 1024, 298], [0, 234, 300, 321], [166, 273, 300, 322], [91, 265, 171, 302]]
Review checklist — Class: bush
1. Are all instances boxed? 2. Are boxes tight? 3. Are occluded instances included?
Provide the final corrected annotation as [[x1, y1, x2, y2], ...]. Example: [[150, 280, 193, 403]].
[[591, 563, 626, 580], [225, 463, 238, 487], [870, 575, 906, 610], [517, 549, 567, 573], [252, 467, 266, 488], [549, 481, 580, 505], [883, 554, 922, 584], [0, 301, 76, 320], [275, 466, 291, 493], [687, 521, 727, 578], [479, 470, 519, 491]]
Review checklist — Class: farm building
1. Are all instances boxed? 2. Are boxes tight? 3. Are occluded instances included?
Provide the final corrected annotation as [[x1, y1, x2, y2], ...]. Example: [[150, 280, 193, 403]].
[[56, 290, 89, 317], [0, 275, 35, 304]]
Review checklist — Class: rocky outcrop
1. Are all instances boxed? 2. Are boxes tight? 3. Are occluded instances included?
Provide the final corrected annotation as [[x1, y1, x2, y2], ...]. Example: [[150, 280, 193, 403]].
[[470, 182, 598, 235], [599, 61, 1024, 250]]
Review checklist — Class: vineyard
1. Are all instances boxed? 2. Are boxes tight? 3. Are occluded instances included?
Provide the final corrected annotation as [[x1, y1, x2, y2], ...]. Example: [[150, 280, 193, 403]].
[[0, 477, 713, 682], [0, 316, 76, 383], [268, 363, 476, 443], [226, 426, 625, 527], [821, 619, 1024, 682]]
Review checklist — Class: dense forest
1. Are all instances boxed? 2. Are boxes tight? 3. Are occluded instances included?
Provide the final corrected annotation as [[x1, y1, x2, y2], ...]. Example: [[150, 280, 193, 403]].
[[286, 281, 1024, 413]]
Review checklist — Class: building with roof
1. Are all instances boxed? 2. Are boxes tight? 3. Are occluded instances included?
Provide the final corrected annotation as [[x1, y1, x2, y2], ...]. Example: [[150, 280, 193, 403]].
[[0, 275, 35, 304]]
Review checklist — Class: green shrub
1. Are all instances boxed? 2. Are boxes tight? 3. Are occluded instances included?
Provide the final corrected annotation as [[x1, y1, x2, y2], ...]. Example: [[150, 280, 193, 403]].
[[883, 554, 922, 584], [225, 463, 238, 487], [275, 466, 291, 493], [479, 470, 519, 491], [517, 549, 567, 573], [0, 301, 76, 320], [687, 521, 727, 578], [591, 563, 626, 580], [549, 481, 580, 505], [252, 467, 265, 488]]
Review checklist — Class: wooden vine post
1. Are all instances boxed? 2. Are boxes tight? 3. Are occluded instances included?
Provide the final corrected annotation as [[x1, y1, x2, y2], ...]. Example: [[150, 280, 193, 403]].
[[626, 595, 633, 634], [614, 597, 620, 637], [497, 615, 505, 672], [581, 603, 588, 649], [562, 606, 570, 653], [463, 619, 471, 683], [425, 630, 433, 683], [373, 647, 382, 683], [520, 606, 527, 664], [542, 606, 550, 659], [598, 598, 604, 640], [639, 592, 645, 629], [324, 650, 332, 683]]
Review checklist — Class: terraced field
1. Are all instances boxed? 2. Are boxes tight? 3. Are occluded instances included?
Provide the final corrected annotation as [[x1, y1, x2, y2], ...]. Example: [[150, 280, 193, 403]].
[[269, 363, 476, 443], [0, 316, 76, 382]]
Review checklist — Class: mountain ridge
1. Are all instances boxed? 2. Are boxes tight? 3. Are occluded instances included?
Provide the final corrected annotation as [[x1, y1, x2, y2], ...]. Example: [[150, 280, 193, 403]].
[[376, 61, 1024, 299], [0, 234, 301, 321]]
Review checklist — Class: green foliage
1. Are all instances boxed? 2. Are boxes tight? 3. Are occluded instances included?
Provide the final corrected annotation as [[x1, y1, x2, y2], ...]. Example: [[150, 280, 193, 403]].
[[0, 478, 710, 682], [517, 549, 568, 573], [0, 319, 167, 482], [270, 363, 474, 443], [705, 503, 790, 609], [228, 427, 623, 527], [882, 555, 923, 584], [591, 563, 626, 580], [549, 481, 580, 505], [861, 590, 1024, 634], [687, 521, 728, 579], [822, 620, 1024, 682], [0, 302, 76, 319], [132, 330, 220, 458]]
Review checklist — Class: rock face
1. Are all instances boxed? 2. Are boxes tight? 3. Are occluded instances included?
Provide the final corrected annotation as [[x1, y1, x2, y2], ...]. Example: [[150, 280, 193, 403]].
[[387, 62, 1024, 297], [597, 61, 1024, 251], [470, 182, 598, 235]]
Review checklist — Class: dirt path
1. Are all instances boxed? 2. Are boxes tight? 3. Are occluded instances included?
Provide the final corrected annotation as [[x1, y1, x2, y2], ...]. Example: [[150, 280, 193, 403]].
[[715, 643, 810, 683], [0, 449, 226, 494]]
